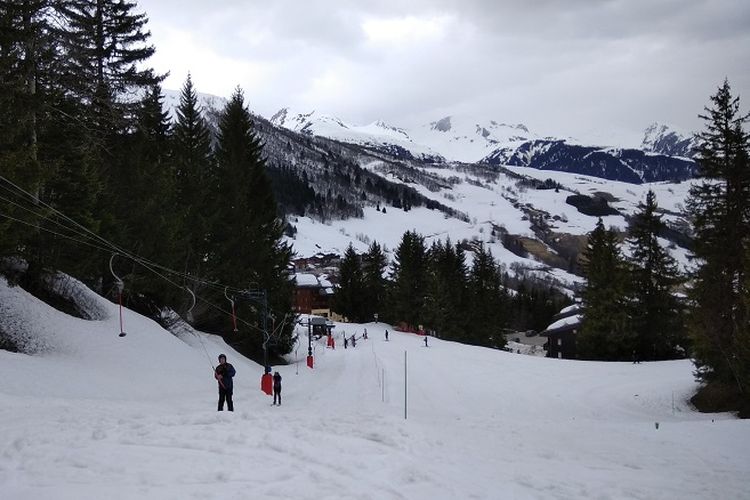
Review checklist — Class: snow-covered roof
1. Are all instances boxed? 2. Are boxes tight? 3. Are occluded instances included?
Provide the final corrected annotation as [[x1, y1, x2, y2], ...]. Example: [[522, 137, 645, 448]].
[[318, 276, 333, 288], [294, 273, 320, 287], [544, 313, 583, 333], [558, 304, 582, 315]]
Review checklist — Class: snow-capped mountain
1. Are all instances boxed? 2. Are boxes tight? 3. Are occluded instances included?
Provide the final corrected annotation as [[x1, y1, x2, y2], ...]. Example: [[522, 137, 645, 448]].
[[269, 108, 535, 164], [269, 108, 443, 161], [267, 107, 697, 184], [408, 115, 534, 163], [162, 88, 226, 120], [483, 139, 697, 183], [641, 122, 697, 158]]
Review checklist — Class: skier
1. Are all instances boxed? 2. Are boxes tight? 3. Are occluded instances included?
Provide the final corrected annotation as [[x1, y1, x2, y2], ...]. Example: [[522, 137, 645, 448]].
[[424, 336, 428, 347], [385, 330, 389, 341], [363, 328, 368, 340], [273, 371, 282, 406], [215, 354, 236, 411], [351, 334, 356, 348], [344, 336, 348, 349]]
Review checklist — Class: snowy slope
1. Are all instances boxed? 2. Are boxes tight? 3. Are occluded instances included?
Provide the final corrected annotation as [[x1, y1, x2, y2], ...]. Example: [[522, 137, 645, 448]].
[[2, 276, 749, 500], [286, 162, 695, 292]]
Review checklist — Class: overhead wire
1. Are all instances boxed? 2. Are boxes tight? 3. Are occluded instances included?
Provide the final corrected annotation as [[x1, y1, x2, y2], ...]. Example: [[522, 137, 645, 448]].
[[0, 177, 278, 299], [0, 174, 293, 340]]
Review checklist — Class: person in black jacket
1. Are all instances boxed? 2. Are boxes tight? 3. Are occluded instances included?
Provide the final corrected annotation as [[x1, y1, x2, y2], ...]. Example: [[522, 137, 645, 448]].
[[215, 354, 236, 411], [273, 371, 282, 406]]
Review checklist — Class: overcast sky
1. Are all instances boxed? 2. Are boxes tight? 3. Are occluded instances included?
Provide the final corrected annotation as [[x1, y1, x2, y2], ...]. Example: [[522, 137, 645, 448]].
[[138, 0, 750, 146]]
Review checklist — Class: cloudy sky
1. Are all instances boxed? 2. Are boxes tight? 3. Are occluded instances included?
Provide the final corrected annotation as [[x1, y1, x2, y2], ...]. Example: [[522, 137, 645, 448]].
[[138, 0, 750, 146]]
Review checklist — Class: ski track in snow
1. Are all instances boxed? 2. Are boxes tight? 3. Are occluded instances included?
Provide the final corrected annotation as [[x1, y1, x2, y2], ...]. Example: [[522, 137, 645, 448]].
[[1, 277, 749, 499]]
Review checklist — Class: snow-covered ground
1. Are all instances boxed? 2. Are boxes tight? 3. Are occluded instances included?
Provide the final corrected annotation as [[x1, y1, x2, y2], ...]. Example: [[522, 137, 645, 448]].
[[2, 276, 748, 500]]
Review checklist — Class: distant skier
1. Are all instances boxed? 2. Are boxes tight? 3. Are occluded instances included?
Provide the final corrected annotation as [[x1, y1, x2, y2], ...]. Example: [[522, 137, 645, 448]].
[[351, 335, 356, 348], [344, 336, 348, 349], [273, 371, 282, 406], [215, 354, 236, 411], [363, 328, 368, 340], [424, 336, 428, 347], [385, 330, 389, 341]]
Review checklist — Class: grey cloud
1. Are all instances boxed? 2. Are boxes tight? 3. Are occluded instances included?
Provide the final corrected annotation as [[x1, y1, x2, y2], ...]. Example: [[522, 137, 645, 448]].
[[137, 0, 750, 144]]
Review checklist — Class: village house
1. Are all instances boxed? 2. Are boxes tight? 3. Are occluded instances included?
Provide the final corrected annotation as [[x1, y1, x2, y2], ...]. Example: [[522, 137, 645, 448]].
[[292, 273, 335, 317], [540, 303, 583, 359]]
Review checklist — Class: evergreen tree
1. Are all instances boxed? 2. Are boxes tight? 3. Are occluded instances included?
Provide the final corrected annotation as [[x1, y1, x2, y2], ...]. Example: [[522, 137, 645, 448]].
[[208, 87, 294, 357], [389, 230, 427, 328], [0, 1, 104, 280], [0, 1, 47, 258], [626, 190, 684, 360], [56, 0, 159, 136], [467, 243, 504, 347], [361, 240, 387, 322], [54, 0, 161, 277], [333, 243, 364, 321], [687, 80, 750, 404], [111, 84, 178, 303], [578, 219, 630, 360], [172, 74, 214, 276], [424, 238, 468, 341]]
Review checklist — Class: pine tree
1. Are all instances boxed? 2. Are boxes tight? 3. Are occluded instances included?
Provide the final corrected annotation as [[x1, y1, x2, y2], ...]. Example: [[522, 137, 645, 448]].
[[110, 84, 178, 303], [172, 74, 214, 276], [361, 240, 387, 322], [626, 190, 684, 360], [578, 219, 630, 360], [56, 0, 159, 137], [687, 80, 750, 404], [0, 1, 47, 258], [333, 243, 364, 321], [209, 87, 294, 357], [39, 0, 161, 281], [467, 243, 503, 347], [424, 238, 468, 341], [389, 230, 427, 329]]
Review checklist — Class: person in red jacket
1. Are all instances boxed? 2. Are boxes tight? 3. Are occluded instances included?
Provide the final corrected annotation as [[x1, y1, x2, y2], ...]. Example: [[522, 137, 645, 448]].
[[215, 354, 236, 411]]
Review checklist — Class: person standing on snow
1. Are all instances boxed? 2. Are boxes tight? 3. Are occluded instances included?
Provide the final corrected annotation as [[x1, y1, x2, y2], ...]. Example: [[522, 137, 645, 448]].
[[273, 371, 282, 405], [385, 330, 389, 341], [215, 354, 236, 411]]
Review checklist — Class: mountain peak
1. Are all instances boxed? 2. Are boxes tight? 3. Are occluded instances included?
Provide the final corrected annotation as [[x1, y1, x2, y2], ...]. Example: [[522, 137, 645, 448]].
[[641, 122, 696, 158], [270, 107, 289, 127], [431, 116, 452, 132]]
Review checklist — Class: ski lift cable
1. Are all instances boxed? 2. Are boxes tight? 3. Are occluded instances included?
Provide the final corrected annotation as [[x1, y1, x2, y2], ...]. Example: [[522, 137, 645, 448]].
[[0, 209, 270, 337], [0, 212, 118, 255], [0, 175, 291, 329], [0, 180, 279, 302]]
